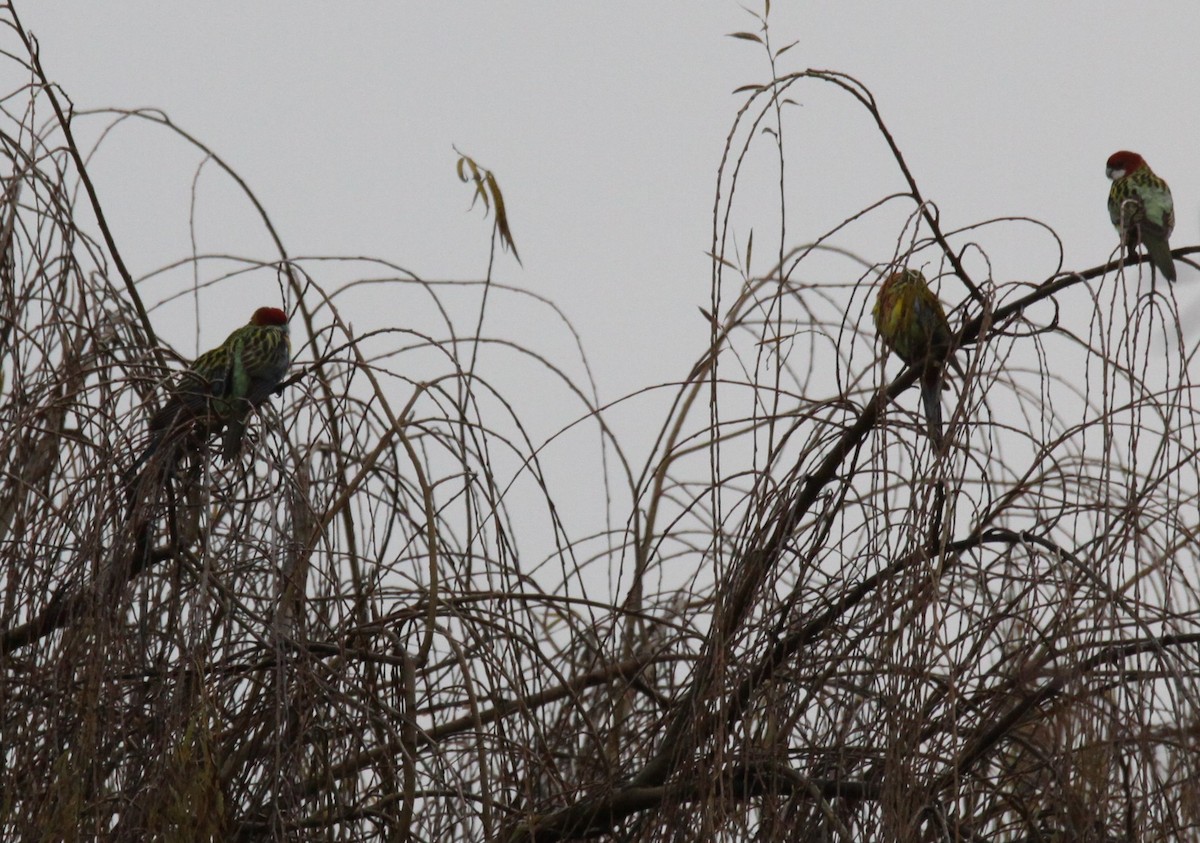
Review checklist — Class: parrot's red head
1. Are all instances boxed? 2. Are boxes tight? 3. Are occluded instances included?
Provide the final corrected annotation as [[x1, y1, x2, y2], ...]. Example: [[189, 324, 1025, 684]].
[[1106, 150, 1145, 181], [250, 306, 288, 327]]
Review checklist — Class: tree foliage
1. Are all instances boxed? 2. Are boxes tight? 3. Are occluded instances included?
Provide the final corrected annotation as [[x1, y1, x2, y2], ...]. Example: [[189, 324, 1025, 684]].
[[2, 8, 1200, 842]]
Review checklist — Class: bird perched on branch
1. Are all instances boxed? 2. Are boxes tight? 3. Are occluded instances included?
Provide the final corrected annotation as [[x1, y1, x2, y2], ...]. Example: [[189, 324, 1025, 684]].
[[142, 306, 291, 464], [1106, 150, 1175, 283], [873, 269, 962, 444]]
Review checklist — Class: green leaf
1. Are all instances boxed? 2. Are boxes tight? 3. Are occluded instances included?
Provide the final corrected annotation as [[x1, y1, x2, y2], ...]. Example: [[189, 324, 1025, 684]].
[[728, 31, 763, 44], [705, 250, 739, 271], [485, 171, 521, 264], [453, 150, 521, 264]]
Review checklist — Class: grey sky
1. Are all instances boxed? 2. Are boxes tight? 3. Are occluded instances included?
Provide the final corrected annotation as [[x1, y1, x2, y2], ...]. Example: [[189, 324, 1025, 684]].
[[19, 3, 1200, 412]]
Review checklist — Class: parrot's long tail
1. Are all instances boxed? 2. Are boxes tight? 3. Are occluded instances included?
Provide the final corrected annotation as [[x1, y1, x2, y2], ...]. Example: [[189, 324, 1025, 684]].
[[127, 429, 165, 478], [122, 409, 200, 510], [221, 418, 245, 461], [920, 370, 944, 446], [1144, 233, 1176, 283], [123, 402, 186, 492], [219, 398, 254, 462], [122, 431, 165, 509]]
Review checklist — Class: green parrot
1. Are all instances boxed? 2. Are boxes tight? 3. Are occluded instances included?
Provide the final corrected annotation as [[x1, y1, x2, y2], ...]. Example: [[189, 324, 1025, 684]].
[[1106, 150, 1176, 282], [873, 269, 963, 444], [143, 306, 291, 463]]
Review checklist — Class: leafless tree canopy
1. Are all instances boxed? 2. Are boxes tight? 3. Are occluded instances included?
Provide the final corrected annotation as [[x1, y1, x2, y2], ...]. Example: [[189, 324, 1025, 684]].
[[2, 8, 1200, 842]]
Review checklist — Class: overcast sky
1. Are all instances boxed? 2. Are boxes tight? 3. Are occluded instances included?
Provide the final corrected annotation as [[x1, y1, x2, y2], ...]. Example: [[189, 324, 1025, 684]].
[[15, 4, 1200, 493]]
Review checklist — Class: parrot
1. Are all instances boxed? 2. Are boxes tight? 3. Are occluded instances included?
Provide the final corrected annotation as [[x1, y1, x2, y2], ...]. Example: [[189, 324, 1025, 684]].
[[1106, 150, 1175, 282], [873, 269, 963, 444], [142, 306, 291, 464]]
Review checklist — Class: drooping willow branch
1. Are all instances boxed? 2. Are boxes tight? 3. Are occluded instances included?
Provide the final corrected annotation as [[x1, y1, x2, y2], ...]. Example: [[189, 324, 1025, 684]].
[[502, 245, 1200, 842]]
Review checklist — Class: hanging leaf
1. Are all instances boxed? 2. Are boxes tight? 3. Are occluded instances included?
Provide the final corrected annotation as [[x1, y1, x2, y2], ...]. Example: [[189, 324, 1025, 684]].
[[484, 171, 520, 264], [705, 250, 739, 271], [727, 31, 764, 44], [454, 149, 521, 264]]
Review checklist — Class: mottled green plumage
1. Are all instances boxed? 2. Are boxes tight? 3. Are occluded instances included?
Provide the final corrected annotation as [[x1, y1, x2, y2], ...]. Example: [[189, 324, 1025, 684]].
[[147, 307, 291, 461], [873, 269, 962, 444], [1106, 150, 1175, 282]]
